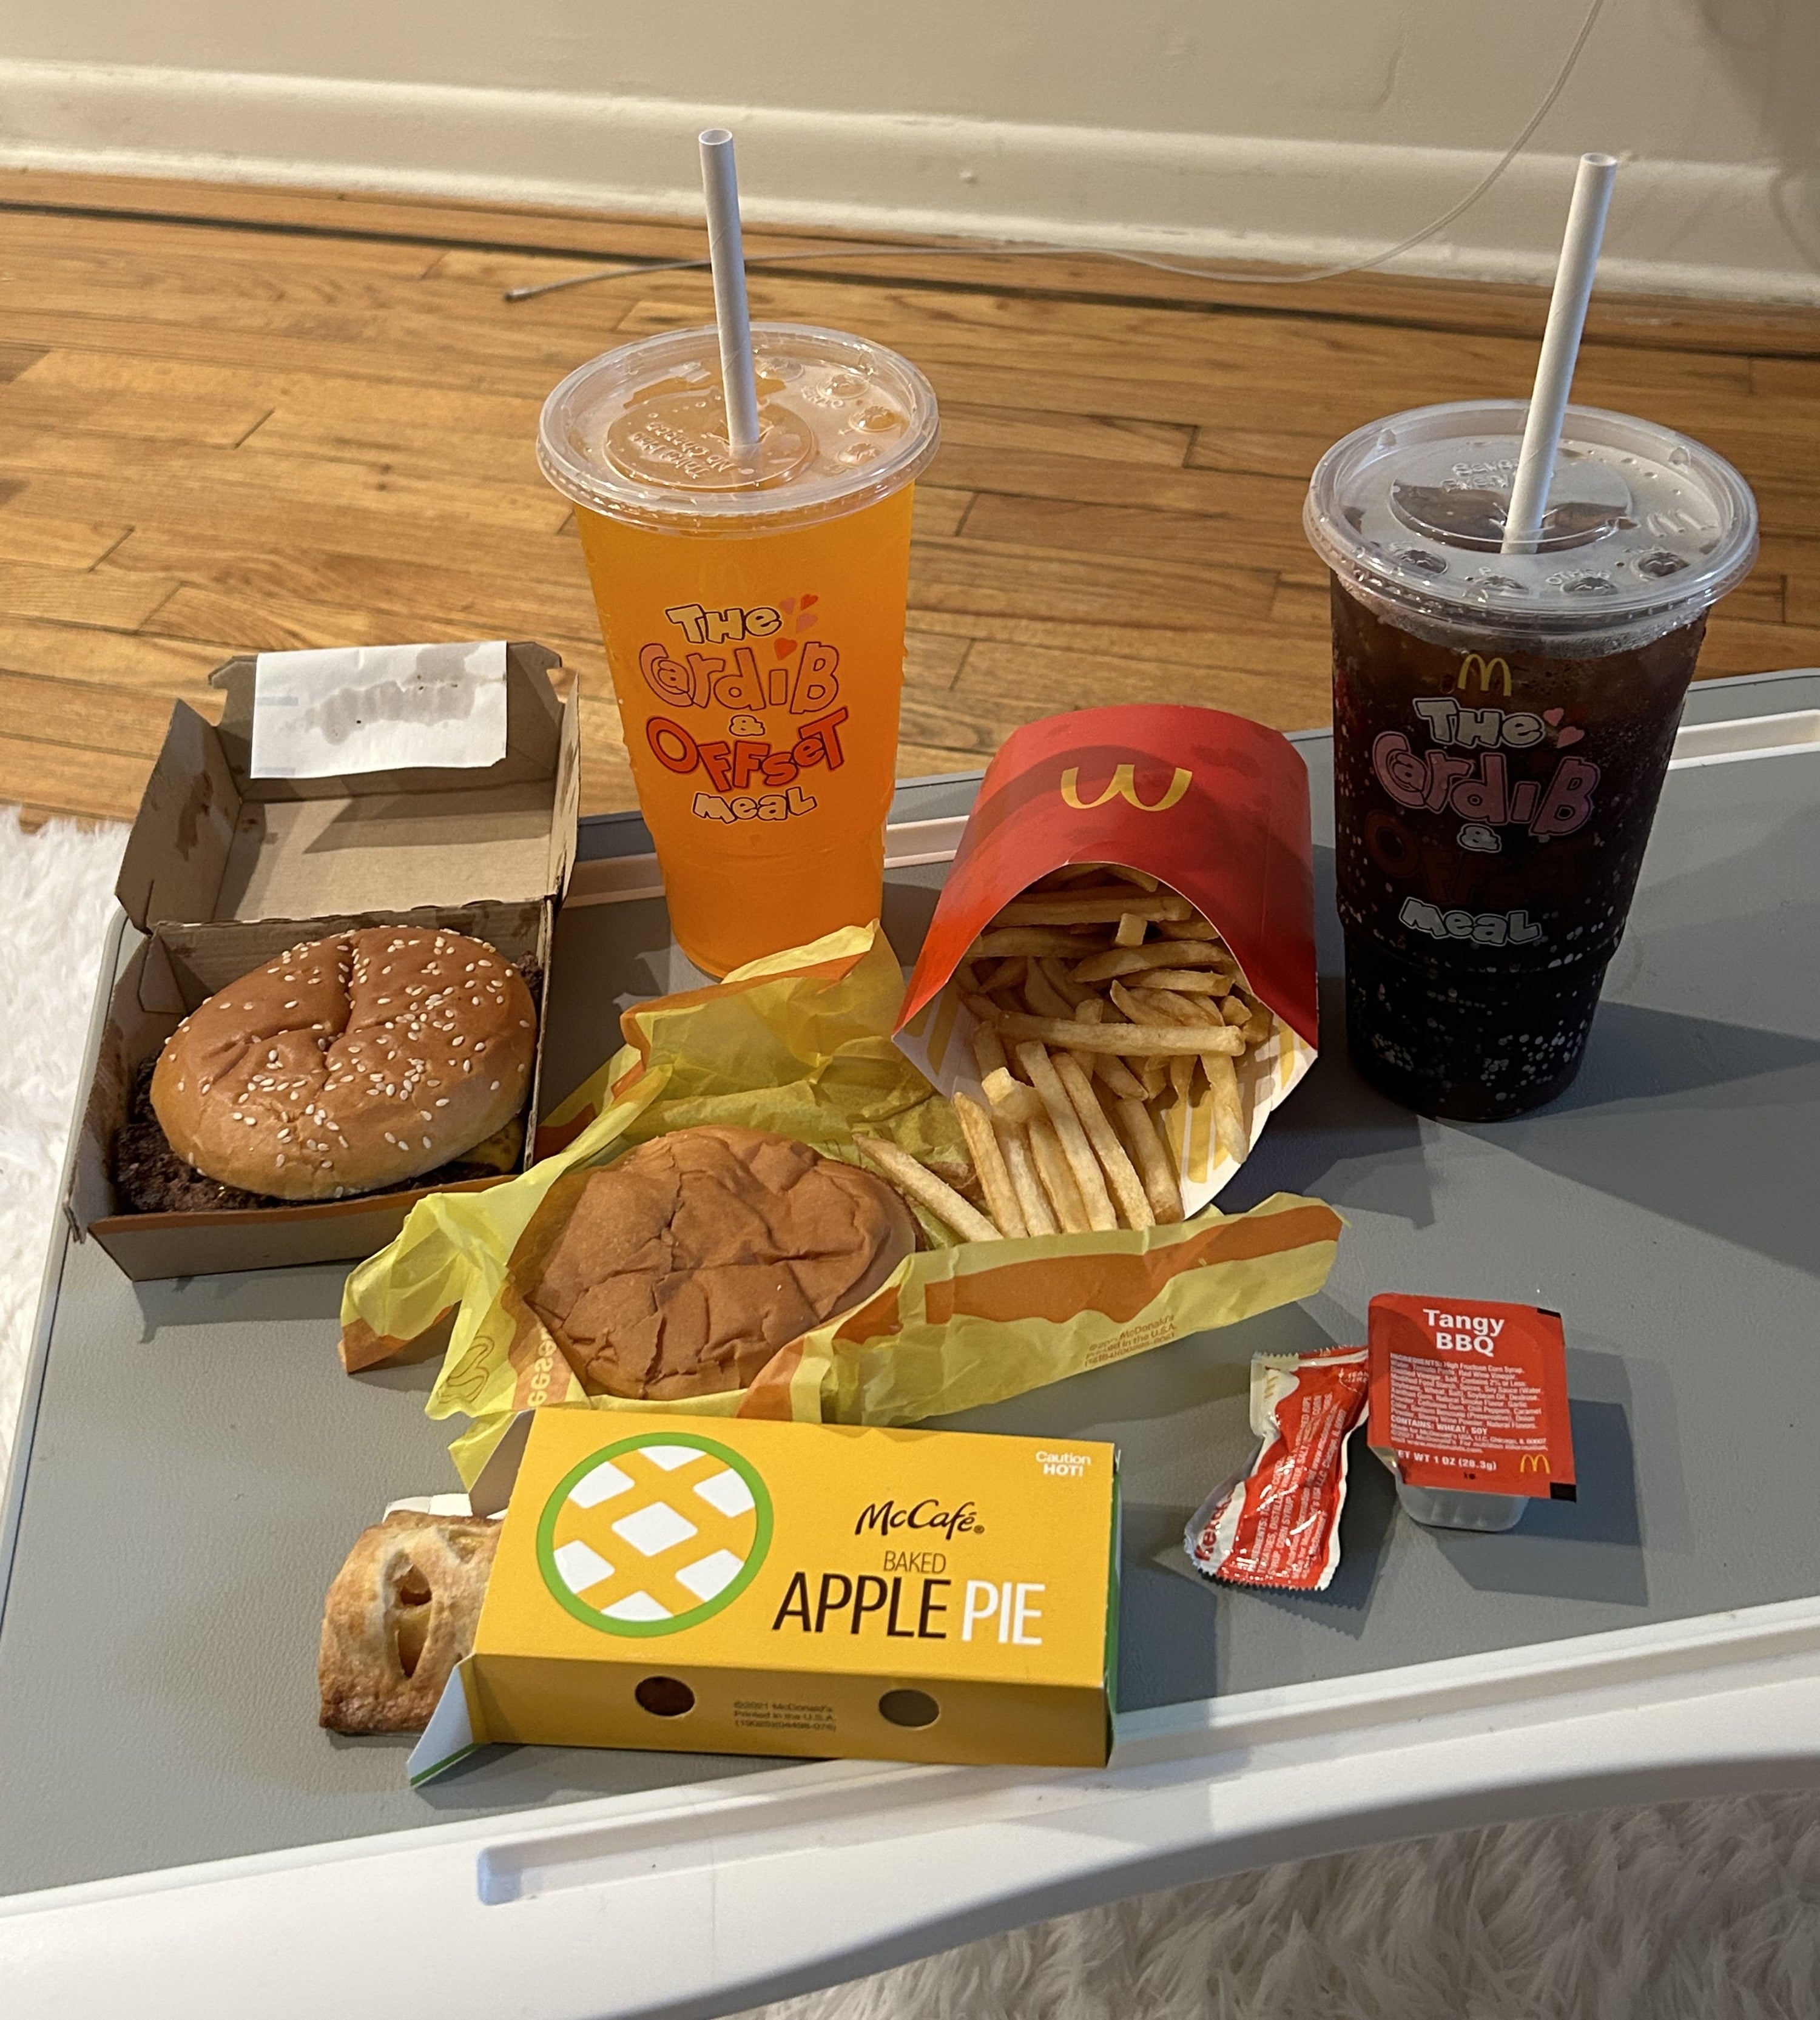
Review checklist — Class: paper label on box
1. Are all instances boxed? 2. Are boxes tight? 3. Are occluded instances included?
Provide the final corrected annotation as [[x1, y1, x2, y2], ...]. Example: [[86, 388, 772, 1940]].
[[249, 640, 509, 778]]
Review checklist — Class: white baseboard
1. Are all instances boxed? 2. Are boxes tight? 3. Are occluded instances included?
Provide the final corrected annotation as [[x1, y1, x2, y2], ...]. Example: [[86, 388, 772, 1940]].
[[2, 58, 1817, 303]]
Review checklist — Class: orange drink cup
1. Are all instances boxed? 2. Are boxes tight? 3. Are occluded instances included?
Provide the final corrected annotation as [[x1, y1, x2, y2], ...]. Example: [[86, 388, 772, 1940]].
[[539, 322, 939, 975]]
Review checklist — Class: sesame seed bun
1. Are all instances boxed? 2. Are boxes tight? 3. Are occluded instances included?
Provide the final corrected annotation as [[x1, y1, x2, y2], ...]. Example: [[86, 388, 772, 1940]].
[[522, 1125, 917, 1399], [150, 928, 536, 1202]]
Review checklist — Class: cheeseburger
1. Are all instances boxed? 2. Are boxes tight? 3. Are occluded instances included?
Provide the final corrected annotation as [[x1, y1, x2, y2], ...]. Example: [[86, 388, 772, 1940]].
[[522, 1125, 918, 1400], [140, 927, 536, 1204]]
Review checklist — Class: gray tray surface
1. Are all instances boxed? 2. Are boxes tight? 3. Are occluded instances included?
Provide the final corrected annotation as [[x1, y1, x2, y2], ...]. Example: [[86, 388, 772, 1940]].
[[2, 676, 1816, 1895]]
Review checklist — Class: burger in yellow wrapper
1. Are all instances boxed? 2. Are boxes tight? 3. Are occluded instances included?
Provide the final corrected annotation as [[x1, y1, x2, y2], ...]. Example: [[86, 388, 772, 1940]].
[[340, 918, 1340, 1489]]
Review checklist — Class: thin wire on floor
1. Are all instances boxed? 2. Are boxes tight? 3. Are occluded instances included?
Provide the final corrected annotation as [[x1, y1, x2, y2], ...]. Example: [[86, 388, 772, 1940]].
[[504, 0, 1606, 305]]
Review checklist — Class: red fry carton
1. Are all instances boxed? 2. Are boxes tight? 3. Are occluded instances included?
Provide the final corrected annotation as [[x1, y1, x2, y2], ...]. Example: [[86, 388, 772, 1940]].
[[1367, 1295, 1577, 1501], [897, 705, 1318, 1210]]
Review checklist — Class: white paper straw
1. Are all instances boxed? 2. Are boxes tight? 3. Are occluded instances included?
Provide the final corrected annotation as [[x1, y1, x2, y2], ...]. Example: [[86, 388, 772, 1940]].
[[698, 127, 762, 461], [1502, 152, 1619, 556]]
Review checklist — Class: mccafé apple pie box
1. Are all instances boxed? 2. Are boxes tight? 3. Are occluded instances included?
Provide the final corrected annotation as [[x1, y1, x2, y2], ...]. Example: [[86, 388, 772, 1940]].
[[408, 1407, 1119, 1779], [897, 705, 1320, 1210]]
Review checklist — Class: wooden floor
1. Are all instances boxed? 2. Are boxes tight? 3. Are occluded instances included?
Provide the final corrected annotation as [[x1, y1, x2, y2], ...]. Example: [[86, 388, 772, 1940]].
[[3, 169, 1819, 827]]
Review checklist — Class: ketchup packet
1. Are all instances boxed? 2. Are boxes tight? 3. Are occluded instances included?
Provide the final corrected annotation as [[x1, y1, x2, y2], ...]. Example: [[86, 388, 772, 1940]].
[[1367, 1295, 1577, 1501], [1184, 1347, 1369, 1591], [896, 706, 1318, 1212]]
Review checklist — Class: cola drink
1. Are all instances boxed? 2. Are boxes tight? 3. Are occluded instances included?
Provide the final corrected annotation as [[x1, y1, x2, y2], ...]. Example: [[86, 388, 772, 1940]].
[[1306, 400, 1757, 1120]]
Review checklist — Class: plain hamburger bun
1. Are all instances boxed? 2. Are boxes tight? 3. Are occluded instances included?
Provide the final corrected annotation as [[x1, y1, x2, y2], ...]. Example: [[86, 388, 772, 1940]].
[[524, 1124, 917, 1400], [151, 928, 536, 1202]]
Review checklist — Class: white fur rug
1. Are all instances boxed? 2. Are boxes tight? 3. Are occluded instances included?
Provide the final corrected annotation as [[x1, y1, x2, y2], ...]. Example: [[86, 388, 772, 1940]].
[[4, 809, 1818, 2018]]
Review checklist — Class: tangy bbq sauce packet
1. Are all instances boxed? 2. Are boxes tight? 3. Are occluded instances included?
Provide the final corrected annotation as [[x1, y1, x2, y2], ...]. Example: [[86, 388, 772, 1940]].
[[895, 704, 1318, 1211], [1184, 1347, 1369, 1591], [1367, 1295, 1577, 1526]]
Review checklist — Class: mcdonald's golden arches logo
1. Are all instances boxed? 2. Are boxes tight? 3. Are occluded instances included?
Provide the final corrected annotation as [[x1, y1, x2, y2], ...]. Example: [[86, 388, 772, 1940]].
[[1457, 653, 1512, 696], [1518, 1453, 1550, 1474], [1060, 763, 1192, 813]]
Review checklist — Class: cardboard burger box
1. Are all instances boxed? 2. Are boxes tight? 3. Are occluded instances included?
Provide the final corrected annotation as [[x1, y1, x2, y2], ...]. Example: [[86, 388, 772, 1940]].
[[409, 1409, 1119, 1781], [66, 641, 579, 1281]]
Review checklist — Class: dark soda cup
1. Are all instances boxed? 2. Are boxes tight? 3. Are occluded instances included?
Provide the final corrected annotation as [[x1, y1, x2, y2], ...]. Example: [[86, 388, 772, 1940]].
[[1305, 400, 1757, 1120]]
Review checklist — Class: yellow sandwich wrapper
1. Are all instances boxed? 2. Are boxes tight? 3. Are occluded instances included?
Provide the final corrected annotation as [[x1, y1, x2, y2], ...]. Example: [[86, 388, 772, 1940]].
[[340, 923, 1343, 1487]]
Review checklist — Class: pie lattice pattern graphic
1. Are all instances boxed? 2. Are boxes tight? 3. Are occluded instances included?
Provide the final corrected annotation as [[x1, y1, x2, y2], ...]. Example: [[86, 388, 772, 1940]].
[[537, 1433, 772, 1636]]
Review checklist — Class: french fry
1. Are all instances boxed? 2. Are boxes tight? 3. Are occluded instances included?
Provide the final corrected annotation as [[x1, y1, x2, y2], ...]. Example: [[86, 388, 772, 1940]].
[[1022, 963, 1076, 1022], [999, 1011, 1244, 1056], [1221, 994, 1251, 1026], [1168, 1054, 1196, 1108], [1156, 917, 1222, 940], [1127, 968, 1232, 995], [1108, 978, 1183, 1028], [1002, 1125, 1056, 1236], [977, 955, 1026, 992], [993, 890, 1194, 928], [953, 1092, 1025, 1238], [1027, 1114, 1090, 1233], [1036, 956, 1093, 1009], [1241, 1005, 1275, 1046], [854, 1136, 1001, 1244], [1133, 985, 1214, 1025], [971, 927, 1112, 958], [1204, 1049, 1247, 1167], [1027, 962, 1102, 1083], [1050, 1051, 1154, 1229], [1073, 940, 1230, 983], [988, 987, 1023, 1018], [1114, 912, 1149, 947], [983, 1065, 1045, 1127], [1014, 1043, 1117, 1231], [1114, 1098, 1184, 1224], [968, 1019, 1009, 1081], [1139, 1056, 1168, 1099], [1074, 998, 1149, 1100], [1034, 863, 1106, 889], [953, 958, 980, 992], [1107, 865, 1160, 892]]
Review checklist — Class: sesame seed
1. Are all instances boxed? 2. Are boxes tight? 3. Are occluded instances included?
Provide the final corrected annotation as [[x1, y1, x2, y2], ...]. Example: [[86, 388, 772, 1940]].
[[490, 1080, 500, 1091]]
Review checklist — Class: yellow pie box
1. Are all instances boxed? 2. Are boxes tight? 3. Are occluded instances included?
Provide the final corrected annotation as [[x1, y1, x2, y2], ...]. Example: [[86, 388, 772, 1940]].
[[408, 1409, 1120, 1782]]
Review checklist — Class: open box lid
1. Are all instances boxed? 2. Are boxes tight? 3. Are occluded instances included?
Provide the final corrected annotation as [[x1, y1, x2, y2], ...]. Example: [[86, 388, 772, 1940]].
[[116, 641, 581, 931]]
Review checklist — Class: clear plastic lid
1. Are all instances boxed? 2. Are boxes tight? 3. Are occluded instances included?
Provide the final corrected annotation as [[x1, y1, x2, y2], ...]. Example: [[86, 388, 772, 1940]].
[[538, 322, 940, 534], [1304, 400, 1758, 648]]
